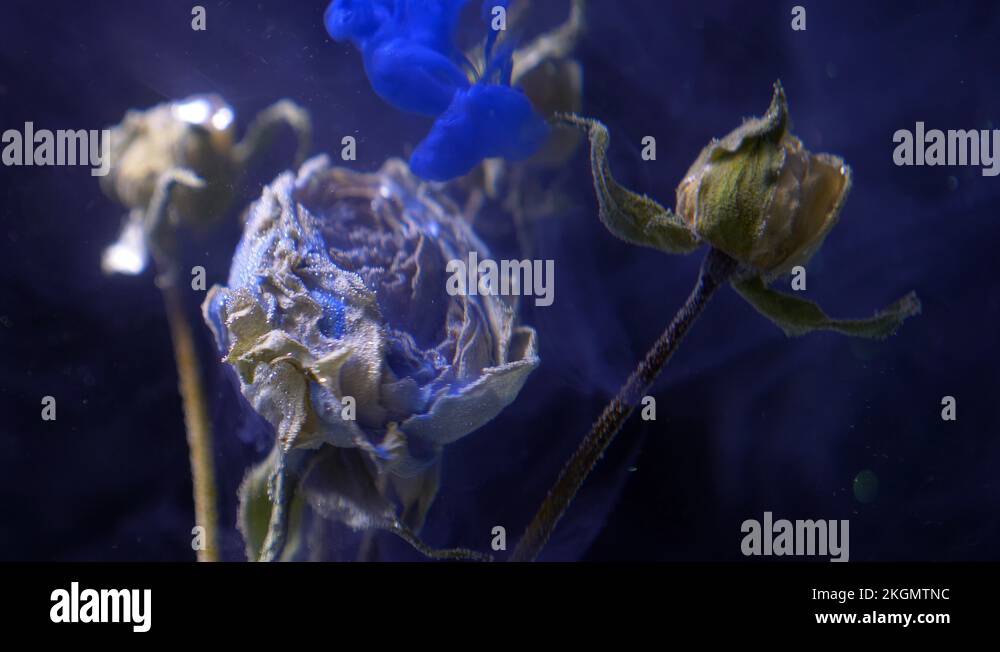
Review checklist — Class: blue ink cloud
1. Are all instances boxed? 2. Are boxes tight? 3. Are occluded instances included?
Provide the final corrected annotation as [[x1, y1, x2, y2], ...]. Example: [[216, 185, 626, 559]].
[[325, 0, 548, 180]]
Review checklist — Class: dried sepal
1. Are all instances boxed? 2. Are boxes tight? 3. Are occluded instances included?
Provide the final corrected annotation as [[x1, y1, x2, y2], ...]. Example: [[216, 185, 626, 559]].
[[732, 275, 922, 339], [556, 113, 701, 254], [237, 448, 307, 562]]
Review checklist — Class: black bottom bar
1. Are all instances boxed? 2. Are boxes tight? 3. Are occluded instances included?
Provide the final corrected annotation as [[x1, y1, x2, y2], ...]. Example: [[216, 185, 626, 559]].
[[3, 562, 993, 639]]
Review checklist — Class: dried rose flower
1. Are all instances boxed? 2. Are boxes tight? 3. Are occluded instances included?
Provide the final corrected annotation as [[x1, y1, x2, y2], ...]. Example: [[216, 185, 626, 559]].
[[559, 81, 920, 339], [203, 155, 538, 560], [511, 82, 923, 563], [100, 94, 310, 276]]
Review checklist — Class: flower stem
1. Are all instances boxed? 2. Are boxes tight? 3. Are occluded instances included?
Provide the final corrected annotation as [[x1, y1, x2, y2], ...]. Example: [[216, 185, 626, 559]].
[[510, 248, 736, 562], [161, 280, 220, 562]]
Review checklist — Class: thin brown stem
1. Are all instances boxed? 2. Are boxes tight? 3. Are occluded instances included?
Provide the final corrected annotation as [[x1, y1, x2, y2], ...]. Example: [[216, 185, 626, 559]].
[[161, 280, 220, 562], [510, 248, 736, 562]]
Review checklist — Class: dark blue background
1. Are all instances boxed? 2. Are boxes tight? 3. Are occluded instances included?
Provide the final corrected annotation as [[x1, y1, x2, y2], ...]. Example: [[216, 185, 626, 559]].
[[0, 1, 997, 561]]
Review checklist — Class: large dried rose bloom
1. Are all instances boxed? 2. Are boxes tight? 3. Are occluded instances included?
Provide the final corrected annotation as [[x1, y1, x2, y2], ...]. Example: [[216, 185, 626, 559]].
[[204, 155, 538, 544]]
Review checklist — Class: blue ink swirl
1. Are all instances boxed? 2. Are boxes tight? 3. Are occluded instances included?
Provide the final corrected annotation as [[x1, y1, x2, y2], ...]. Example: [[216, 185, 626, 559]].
[[325, 0, 549, 180]]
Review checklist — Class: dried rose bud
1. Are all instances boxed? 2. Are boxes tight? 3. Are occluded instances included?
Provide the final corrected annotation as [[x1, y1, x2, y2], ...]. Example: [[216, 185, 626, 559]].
[[560, 81, 919, 341], [675, 82, 851, 279], [99, 95, 310, 277], [101, 94, 240, 225]]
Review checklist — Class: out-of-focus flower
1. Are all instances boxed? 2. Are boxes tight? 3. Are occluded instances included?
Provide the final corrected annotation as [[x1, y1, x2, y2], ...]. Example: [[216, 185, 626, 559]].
[[100, 94, 311, 276], [559, 81, 920, 339], [203, 155, 538, 559], [101, 94, 239, 228]]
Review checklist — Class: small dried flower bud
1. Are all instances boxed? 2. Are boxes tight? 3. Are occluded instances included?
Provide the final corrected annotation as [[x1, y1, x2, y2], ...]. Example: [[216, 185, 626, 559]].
[[101, 94, 239, 224], [675, 82, 851, 278]]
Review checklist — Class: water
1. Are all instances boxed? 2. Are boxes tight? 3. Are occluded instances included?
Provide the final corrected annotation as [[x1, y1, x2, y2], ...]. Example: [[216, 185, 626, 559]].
[[0, 0, 998, 561]]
